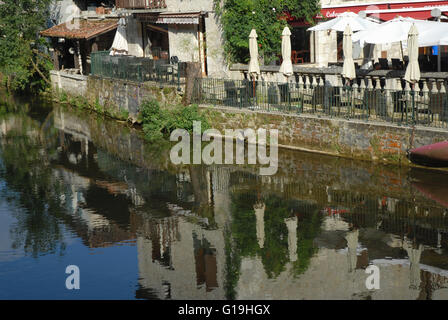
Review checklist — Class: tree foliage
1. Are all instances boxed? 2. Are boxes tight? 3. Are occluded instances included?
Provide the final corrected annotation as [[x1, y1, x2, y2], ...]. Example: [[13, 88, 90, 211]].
[[214, 0, 320, 64], [140, 99, 210, 142], [0, 0, 52, 92]]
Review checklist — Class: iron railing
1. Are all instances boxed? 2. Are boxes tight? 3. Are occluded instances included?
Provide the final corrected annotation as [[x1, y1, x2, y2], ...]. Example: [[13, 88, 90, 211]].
[[192, 78, 448, 129], [90, 51, 183, 88]]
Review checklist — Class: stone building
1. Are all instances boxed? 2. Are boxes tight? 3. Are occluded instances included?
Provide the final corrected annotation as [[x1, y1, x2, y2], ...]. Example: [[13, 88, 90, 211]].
[[41, 0, 228, 77], [41, 0, 448, 79], [117, 0, 227, 77], [41, 0, 120, 75]]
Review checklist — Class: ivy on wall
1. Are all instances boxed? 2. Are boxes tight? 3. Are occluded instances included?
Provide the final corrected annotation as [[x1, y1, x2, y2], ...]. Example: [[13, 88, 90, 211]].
[[213, 0, 320, 64]]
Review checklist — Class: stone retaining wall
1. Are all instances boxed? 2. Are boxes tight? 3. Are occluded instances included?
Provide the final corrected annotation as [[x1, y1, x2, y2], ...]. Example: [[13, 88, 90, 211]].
[[50, 70, 88, 97], [51, 73, 182, 119], [50, 72, 448, 165], [201, 105, 448, 165]]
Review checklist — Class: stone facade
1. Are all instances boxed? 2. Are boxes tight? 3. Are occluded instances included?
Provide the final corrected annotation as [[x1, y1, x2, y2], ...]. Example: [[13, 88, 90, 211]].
[[49, 0, 81, 25], [50, 70, 88, 96], [85, 76, 182, 117], [167, 24, 199, 62], [120, 0, 228, 77], [164, 0, 228, 77], [200, 105, 448, 165]]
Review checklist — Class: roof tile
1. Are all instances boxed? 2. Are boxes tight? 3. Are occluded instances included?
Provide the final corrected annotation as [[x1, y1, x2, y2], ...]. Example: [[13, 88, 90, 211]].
[[40, 19, 118, 40]]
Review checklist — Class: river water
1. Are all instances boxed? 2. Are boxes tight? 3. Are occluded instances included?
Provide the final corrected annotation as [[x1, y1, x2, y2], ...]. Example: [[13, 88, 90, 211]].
[[1, 93, 448, 300]]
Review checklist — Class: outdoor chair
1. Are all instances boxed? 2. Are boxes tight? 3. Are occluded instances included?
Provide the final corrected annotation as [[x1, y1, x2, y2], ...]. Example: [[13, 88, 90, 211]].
[[424, 93, 448, 125], [152, 47, 162, 59], [178, 62, 187, 78], [415, 98, 434, 125], [278, 83, 290, 104], [392, 91, 434, 124], [392, 91, 412, 122], [333, 86, 366, 119], [362, 89, 387, 120], [201, 81, 219, 104], [392, 59, 403, 70], [378, 58, 389, 70], [291, 50, 304, 64], [312, 86, 326, 112], [405, 93, 440, 125], [237, 81, 252, 108], [224, 81, 239, 107], [297, 86, 315, 113], [297, 85, 325, 114], [324, 86, 341, 114], [143, 59, 155, 81], [276, 83, 299, 112]]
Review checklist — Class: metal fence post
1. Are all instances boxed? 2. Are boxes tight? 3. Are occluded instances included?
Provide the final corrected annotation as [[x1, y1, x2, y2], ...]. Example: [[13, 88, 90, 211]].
[[411, 89, 416, 125], [177, 62, 181, 91]]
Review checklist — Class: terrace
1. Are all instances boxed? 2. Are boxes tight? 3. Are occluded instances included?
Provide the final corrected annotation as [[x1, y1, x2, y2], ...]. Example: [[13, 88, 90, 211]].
[[90, 51, 186, 88], [192, 65, 448, 129]]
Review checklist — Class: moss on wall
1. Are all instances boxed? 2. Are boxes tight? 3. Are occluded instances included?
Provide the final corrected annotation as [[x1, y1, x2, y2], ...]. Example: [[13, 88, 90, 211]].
[[199, 105, 448, 166]]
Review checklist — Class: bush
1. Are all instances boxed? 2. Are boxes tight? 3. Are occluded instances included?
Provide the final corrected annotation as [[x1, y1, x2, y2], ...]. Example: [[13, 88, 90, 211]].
[[140, 99, 210, 142]]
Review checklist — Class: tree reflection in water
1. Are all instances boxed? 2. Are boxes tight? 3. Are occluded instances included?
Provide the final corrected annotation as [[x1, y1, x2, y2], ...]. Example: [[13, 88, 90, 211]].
[[2, 92, 448, 299], [0, 105, 66, 258]]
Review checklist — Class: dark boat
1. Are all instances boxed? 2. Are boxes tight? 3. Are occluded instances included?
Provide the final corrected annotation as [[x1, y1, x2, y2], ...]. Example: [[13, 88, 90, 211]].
[[407, 141, 448, 167]]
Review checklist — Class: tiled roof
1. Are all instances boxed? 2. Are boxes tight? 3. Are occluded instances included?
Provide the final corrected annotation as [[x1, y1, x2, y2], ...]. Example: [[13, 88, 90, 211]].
[[40, 19, 118, 40]]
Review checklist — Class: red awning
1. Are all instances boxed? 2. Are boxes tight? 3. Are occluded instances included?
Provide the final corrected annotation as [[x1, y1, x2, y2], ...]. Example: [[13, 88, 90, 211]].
[[364, 6, 448, 20], [319, 0, 448, 20]]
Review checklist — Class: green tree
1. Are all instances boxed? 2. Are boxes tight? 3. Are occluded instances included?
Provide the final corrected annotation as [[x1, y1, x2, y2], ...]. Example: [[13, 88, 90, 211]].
[[0, 0, 52, 92], [214, 0, 320, 64]]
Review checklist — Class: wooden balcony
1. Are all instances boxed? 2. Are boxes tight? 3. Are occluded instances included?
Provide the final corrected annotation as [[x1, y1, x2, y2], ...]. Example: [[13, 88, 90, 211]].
[[116, 0, 167, 10]]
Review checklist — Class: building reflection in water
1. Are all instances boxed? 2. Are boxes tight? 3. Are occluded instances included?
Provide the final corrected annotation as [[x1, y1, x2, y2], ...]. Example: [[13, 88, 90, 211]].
[[254, 203, 265, 249], [3, 102, 448, 300]]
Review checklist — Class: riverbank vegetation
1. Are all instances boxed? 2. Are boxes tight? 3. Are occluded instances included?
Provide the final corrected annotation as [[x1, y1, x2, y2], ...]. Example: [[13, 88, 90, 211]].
[[0, 0, 52, 93], [213, 0, 320, 64], [140, 99, 210, 142], [51, 91, 211, 144]]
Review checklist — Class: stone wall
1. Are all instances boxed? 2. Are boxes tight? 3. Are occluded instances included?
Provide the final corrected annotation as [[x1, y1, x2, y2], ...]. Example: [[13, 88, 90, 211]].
[[204, 13, 229, 77], [200, 105, 448, 165], [50, 70, 88, 97], [51, 71, 448, 166], [51, 72, 182, 119], [49, 0, 81, 25], [85, 76, 182, 118], [168, 24, 199, 63]]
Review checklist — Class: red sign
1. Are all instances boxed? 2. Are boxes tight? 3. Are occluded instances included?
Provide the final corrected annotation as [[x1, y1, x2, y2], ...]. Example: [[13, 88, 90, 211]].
[[319, 0, 448, 20]]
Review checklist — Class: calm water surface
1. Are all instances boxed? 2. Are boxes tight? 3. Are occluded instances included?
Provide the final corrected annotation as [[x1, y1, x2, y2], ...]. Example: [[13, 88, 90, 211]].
[[1, 93, 448, 300]]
